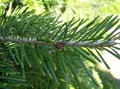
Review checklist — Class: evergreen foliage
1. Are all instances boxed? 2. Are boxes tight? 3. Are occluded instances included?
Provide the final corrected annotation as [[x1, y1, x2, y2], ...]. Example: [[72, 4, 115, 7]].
[[0, 1, 120, 89]]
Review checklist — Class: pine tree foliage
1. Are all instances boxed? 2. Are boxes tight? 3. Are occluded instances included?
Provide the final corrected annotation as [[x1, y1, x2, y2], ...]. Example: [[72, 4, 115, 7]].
[[0, 2, 120, 89]]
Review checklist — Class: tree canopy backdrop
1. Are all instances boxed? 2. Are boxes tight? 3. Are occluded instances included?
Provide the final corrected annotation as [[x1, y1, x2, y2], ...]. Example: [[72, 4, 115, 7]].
[[0, 0, 120, 89]]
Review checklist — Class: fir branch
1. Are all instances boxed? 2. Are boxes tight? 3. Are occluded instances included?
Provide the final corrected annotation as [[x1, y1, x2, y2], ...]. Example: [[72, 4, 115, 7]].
[[0, 36, 119, 47], [0, 36, 49, 45], [65, 40, 118, 47]]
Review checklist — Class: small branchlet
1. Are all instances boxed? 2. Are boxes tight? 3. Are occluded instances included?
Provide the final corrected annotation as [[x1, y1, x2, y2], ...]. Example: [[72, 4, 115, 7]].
[[0, 36, 119, 48]]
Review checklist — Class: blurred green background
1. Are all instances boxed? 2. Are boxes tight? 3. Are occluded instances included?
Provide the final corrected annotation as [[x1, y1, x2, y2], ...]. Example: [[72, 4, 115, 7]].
[[1, 0, 120, 19]]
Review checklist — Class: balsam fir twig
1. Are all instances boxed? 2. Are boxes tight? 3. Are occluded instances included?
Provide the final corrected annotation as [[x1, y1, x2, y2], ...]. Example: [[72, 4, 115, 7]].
[[0, 36, 119, 47]]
